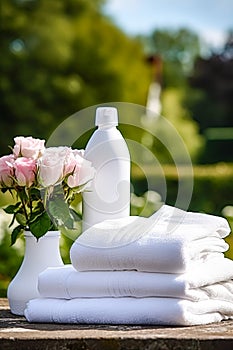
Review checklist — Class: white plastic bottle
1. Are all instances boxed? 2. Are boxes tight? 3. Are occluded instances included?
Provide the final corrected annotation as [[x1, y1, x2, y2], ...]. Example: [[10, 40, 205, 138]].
[[82, 107, 130, 231]]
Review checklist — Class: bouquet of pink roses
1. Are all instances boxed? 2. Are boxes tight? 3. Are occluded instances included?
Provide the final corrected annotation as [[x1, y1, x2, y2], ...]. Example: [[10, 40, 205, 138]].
[[0, 136, 95, 244]]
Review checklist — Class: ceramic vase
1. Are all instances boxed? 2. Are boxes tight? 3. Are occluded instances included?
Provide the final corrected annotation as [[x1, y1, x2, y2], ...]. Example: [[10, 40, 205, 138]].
[[7, 230, 64, 315]]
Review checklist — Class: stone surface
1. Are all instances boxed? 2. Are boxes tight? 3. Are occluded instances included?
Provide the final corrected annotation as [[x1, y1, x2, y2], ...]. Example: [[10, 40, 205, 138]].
[[0, 298, 233, 349]]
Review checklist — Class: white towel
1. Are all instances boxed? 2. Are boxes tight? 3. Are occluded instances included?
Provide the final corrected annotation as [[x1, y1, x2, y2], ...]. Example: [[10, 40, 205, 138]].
[[38, 258, 233, 301], [70, 205, 230, 273], [24, 296, 233, 326]]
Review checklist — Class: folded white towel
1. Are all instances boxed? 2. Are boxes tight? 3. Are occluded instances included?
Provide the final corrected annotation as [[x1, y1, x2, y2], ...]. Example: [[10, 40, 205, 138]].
[[24, 296, 233, 326], [38, 258, 233, 301], [70, 205, 230, 273]]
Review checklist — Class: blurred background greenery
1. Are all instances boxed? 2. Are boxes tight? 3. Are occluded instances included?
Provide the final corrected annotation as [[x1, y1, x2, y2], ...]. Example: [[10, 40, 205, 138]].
[[0, 0, 232, 296]]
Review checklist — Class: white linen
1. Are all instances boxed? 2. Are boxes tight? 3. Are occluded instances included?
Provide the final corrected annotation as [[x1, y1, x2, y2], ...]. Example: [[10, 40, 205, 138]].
[[70, 205, 230, 273], [24, 205, 232, 326], [24, 296, 233, 326], [38, 258, 233, 301]]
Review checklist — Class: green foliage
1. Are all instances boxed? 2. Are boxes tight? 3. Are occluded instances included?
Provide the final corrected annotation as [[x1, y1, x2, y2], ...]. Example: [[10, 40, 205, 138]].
[[160, 88, 204, 162], [2, 185, 83, 243], [185, 33, 233, 162], [188, 34, 233, 131], [1, 1, 219, 166], [48, 198, 74, 229], [0, 0, 151, 155], [10, 225, 24, 246], [140, 28, 201, 87], [132, 163, 233, 214], [28, 211, 52, 239], [0, 211, 24, 296]]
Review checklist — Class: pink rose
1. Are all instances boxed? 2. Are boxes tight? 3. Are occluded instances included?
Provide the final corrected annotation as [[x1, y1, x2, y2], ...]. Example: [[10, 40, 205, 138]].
[[63, 149, 77, 177], [63, 149, 85, 177], [0, 155, 15, 187], [38, 146, 70, 187], [13, 136, 45, 159], [67, 152, 95, 189], [14, 157, 37, 187]]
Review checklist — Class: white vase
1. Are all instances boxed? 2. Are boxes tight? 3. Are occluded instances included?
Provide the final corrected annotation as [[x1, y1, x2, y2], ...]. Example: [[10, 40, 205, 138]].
[[7, 230, 64, 316]]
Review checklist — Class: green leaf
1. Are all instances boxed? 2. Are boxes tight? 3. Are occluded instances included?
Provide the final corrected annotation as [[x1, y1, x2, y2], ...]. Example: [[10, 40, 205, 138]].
[[28, 211, 52, 240], [3, 202, 21, 214], [11, 225, 24, 246], [30, 188, 41, 201], [9, 213, 16, 228], [48, 198, 74, 229], [15, 212, 27, 226]]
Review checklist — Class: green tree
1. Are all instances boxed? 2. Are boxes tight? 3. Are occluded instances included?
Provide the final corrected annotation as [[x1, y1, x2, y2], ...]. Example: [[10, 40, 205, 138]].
[[0, 0, 151, 155], [188, 33, 233, 130], [186, 33, 233, 162], [140, 28, 201, 87]]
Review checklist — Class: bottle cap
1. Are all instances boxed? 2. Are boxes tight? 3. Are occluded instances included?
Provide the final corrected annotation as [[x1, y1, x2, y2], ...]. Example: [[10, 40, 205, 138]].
[[95, 107, 118, 127]]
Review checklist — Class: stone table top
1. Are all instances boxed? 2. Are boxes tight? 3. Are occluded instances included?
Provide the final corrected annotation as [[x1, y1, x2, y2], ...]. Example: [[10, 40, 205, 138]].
[[0, 298, 233, 350]]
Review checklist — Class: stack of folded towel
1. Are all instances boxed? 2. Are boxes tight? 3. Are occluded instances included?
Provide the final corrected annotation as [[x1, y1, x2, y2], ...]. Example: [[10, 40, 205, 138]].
[[24, 205, 233, 326]]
